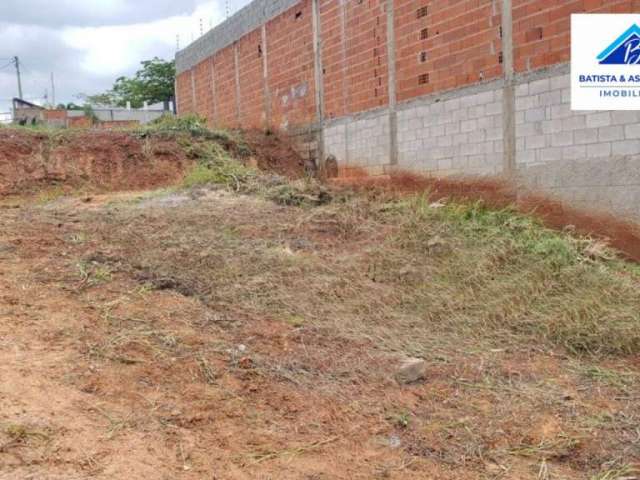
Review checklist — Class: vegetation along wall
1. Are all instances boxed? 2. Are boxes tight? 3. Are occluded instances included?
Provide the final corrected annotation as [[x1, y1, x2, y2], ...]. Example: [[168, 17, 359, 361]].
[[176, 0, 640, 221]]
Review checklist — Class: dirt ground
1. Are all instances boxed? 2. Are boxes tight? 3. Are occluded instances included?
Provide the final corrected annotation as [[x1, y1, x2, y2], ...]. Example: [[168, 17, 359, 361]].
[[1, 183, 639, 480]]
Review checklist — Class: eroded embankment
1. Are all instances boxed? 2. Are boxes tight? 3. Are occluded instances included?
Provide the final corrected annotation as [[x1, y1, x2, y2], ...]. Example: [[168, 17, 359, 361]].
[[333, 171, 640, 263], [0, 128, 306, 197], [0, 129, 194, 196]]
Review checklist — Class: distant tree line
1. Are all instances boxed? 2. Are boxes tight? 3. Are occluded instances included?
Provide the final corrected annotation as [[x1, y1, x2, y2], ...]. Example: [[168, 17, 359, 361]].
[[83, 58, 176, 109]]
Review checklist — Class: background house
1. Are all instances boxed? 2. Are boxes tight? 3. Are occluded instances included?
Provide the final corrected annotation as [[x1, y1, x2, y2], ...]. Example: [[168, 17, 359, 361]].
[[11, 99, 174, 128], [12, 98, 44, 125]]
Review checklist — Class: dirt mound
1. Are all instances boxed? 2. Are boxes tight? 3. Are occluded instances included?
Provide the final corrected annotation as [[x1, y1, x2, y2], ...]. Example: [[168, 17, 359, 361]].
[[0, 128, 309, 197], [0, 129, 193, 196], [243, 130, 307, 178], [334, 171, 640, 263]]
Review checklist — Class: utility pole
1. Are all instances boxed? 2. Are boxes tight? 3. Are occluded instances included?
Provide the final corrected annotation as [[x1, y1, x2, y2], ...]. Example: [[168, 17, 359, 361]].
[[50, 72, 56, 107], [14, 56, 23, 100]]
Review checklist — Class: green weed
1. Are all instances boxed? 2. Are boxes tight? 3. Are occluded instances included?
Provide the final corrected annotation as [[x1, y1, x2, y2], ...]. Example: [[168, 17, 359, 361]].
[[182, 142, 255, 189]]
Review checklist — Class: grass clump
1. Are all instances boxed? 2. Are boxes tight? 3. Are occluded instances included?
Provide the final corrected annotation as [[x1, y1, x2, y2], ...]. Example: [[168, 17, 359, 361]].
[[404, 198, 585, 268], [140, 115, 258, 190], [77, 260, 112, 287], [579, 365, 637, 390], [100, 163, 640, 357], [390, 196, 640, 356], [182, 141, 255, 189], [141, 114, 251, 156]]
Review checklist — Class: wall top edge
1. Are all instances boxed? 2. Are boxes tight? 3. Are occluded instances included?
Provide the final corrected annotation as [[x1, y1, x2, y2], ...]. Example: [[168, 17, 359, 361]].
[[175, 0, 303, 74]]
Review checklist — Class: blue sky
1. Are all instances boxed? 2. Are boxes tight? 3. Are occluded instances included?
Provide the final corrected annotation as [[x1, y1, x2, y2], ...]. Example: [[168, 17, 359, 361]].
[[0, 0, 252, 117]]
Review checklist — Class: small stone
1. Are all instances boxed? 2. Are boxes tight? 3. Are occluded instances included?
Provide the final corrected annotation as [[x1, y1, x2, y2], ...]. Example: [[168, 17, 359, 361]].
[[394, 357, 427, 384], [387, 435, 401, 449]]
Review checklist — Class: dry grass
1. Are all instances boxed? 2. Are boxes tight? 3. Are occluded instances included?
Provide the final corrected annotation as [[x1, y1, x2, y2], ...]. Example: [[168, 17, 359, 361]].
[[94, 186, 640, 358]]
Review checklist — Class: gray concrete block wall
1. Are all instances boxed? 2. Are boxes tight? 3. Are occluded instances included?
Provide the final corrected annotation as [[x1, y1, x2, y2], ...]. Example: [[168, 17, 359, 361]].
[[515, 66, 640, 221], [67, 108, 166, 125], [325, 111, 391, 175], [325, 83, 505, 178], [324, 123, 347, 166], [396, 85, 504, 177]]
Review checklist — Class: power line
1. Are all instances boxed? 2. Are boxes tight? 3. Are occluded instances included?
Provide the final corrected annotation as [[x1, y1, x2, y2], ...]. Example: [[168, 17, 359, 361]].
[[1, 57, 51, 104]]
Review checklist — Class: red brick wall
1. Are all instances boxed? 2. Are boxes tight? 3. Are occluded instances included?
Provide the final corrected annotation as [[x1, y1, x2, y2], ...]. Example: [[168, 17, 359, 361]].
[[513, 0, 638, 72], [213, 45, 239, 128], [176, 0, 637, 127], [395, 0, 501, 102], [43, 110, 67, 121], [193, 59, 214, 122], [176, 69, 194, 116], [68, 117, 92, 129], [344, 0, 389, 112], [238, 28, 266, 129], [266, 0, 317, 130], [320, 0, 390, 120], [319, 0, 347, 119]]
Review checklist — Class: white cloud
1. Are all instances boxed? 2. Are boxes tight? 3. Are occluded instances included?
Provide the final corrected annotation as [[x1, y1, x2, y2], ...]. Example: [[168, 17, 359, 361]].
[[0, 0, 200, 28], [63, 1, 222, 77], [0, 0, 252, 115]]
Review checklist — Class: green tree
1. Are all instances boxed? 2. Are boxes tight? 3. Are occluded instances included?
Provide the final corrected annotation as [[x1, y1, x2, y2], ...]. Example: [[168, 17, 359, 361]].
[[88, 57, 175, 109], [63, 102, 83, 110], [83, 93, 116, 107]]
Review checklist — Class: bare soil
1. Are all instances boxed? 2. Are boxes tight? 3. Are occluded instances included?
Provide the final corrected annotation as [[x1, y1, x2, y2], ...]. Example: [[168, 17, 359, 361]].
[[0, 130, 192, 196], [243, 130, 307, 179]]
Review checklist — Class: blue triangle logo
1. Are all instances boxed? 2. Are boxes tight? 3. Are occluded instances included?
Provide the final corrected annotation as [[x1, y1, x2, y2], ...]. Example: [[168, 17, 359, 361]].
[[598, 24, 640, 64]]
